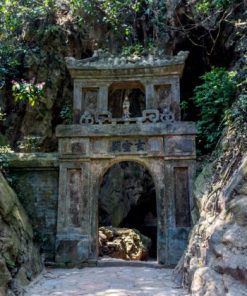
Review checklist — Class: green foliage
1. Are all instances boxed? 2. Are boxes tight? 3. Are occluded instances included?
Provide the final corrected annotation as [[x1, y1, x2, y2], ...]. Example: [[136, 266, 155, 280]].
[[121, 43, 145, 56], [70, 0, 143, 40], [195, 0, 234, 13], [12, 79, 45, 107], [224, 57, 247, 132], [0, 0, 55, 39], [17, 136, 42, 152], [225, 94, 247, 126], [69, 0, 169, 45], [0, 107, 6, 121], [0, 43, 24, 88], [145, 0, 167, 40], [60, 104, 73, 124], [193, 67, 237, 151], [0, 0, 55, 87], [121, 42, 157, 56], [0, 146, 13, 172]]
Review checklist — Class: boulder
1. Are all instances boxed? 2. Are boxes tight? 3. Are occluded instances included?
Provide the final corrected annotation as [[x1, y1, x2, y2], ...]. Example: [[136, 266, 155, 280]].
[[99, 226, 151, 261]]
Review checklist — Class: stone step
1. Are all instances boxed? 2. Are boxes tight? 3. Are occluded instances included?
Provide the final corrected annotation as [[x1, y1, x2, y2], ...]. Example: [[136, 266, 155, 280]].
[[96, 257, 166, 269]]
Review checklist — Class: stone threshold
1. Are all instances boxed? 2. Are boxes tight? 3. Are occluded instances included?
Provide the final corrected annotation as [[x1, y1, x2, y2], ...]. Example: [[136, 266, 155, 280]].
[[45, 258, 174, 269]]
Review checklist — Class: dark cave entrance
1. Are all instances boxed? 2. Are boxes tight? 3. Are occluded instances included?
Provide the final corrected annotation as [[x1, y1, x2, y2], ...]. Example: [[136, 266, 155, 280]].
[[98, 161, 157, 260]]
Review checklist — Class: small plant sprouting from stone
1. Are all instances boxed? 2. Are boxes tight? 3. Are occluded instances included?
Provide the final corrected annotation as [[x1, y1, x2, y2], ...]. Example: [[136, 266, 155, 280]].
[[17, 136, 42, 152], [0, 107, 6, 121], [60, 104, 73, 124], [11, 78, 45, 107]]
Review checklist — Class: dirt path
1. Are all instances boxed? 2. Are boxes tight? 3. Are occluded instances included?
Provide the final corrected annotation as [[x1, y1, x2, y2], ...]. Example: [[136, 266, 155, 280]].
[[25, 267, 188, 296]]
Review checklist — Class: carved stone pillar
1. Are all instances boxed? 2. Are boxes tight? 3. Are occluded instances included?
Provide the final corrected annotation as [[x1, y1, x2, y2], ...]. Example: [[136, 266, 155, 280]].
[[97, 85, 109, 112], [145, 84, 155, 109], [55, 161, 94, 264]]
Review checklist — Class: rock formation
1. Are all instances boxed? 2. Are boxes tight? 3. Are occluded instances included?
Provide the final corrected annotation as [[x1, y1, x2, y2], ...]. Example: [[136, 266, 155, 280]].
[[99, 162, 155, 227], [99, 226, 151, 261], [174, 128, 247, 295], [0, 172, 42, 296]]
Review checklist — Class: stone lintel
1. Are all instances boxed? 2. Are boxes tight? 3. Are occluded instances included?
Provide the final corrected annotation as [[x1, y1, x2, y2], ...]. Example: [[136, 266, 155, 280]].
[[58, 155, 196, 161], [56, 122, 196, 138], [3, 153, 59, 168], [67, 64, 185, 80]]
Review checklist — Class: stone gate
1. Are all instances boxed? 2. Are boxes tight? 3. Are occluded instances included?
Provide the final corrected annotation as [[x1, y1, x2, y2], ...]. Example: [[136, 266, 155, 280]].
[[55, 50, 196, 266]]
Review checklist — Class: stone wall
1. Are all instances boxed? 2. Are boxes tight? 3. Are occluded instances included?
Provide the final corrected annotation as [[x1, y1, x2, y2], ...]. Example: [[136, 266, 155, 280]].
[[6, 153, 59, 262]]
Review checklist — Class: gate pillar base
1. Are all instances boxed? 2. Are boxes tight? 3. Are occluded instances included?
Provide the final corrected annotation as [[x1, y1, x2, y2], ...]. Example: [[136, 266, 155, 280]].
[[55, 233, 92, 265]]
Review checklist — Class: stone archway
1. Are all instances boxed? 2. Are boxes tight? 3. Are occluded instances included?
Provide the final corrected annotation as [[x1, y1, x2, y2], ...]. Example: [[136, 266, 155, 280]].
[[97, 160, 158, 261], [55, 50, 196, 267], [88, 156, 170, 265]]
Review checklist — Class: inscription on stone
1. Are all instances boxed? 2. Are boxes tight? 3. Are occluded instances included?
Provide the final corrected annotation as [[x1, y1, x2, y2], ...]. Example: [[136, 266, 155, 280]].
[[111, 139, 146, 153], [174, 167, 191, 227]]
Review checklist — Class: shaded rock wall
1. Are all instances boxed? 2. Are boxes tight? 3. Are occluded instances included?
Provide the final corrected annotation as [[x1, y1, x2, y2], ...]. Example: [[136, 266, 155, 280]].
[[174, 129, 247, 295], [98, 161, 155, 227], [0, 172, 42, 296]]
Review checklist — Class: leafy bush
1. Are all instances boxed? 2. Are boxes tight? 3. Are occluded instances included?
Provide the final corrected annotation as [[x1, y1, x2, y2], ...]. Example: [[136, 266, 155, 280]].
[[193, 67, 237, 151], [0, 0, 55, 38], [0, 107, 6, 121], [224, 58, 247, 134], [12, 79, 45, 107], [70, 0, 143, 40], [17, 136, 42, 152], [195, 0, 235, 13], [0, 44, 23, 88], [60, 104, 73, 124]]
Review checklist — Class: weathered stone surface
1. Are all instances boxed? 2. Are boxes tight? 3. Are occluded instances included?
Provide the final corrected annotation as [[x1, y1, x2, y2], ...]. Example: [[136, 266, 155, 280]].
[[174, 129, 247, 295], [25, 266, 189, 296], [99, 227, 151, 261], [66, 50, 189, 71], [0, 172, 42, 295], [99, 162, 155, 227], [191, 267, 226, 296], [6, 154, 59, 262]]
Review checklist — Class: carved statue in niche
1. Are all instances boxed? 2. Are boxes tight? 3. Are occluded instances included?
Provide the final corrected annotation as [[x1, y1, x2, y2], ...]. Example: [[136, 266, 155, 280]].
[[108, 88, 145, 118], [122, 94, 130, 119]]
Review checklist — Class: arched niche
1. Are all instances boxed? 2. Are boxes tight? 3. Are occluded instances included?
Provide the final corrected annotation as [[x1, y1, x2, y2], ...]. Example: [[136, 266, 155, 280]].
[[108, 81, 145, 118]]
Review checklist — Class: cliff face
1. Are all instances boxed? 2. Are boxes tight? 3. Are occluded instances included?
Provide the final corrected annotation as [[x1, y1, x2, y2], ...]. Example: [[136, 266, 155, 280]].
[[0, 172, 42, 296], [174, 127, 247, 295]]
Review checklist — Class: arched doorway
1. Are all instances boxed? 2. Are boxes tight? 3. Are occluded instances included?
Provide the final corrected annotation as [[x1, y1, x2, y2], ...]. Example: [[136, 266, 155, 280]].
[[98, 161, 157, 261]]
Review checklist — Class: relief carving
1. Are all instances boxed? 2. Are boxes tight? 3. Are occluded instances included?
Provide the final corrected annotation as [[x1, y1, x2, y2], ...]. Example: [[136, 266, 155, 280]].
[[68, 169, 81, 227], [155, 85, 171, 111], [82, 89, 98, 114]]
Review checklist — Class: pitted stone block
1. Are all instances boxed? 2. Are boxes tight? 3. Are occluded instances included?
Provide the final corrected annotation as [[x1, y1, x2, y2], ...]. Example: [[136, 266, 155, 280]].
[[164, 136, 195, 156], [148, 138, 163, 153]]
